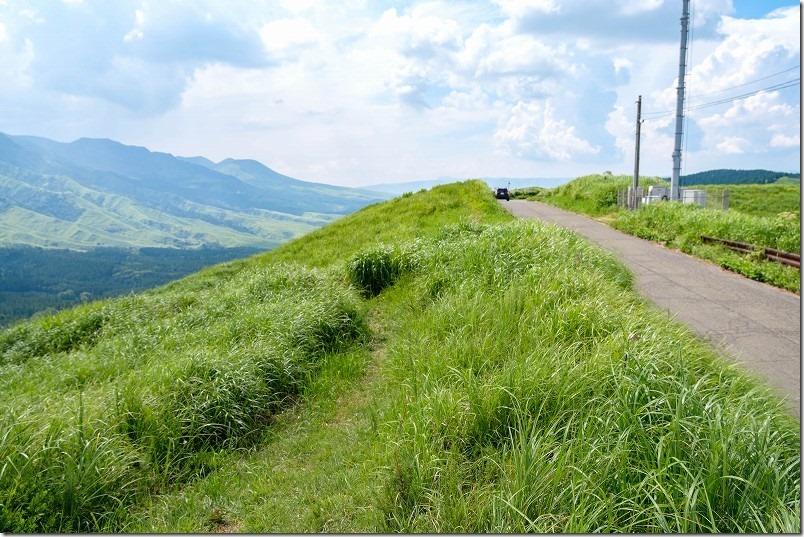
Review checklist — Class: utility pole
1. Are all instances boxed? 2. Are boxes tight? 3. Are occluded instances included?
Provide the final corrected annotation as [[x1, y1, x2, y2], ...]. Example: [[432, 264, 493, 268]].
[[670, 0, 690, 201], [628, 95, 643, 209], [633, 95, 642, 191]]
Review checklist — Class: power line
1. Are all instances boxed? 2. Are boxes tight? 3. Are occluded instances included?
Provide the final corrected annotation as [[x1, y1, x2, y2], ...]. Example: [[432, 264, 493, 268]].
[[686, 79, 799, 111], [643, 66, 800, 118], [687, 65, 800, 98], [642, 77, 800, 120]]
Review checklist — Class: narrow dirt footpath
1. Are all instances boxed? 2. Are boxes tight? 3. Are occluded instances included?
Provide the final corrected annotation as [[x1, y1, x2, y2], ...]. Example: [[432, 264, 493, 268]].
[[502, 199, 800, 416]]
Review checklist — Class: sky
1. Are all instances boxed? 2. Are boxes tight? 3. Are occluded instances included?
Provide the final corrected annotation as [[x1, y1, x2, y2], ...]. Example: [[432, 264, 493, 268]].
[[0, 1, 799, 187]]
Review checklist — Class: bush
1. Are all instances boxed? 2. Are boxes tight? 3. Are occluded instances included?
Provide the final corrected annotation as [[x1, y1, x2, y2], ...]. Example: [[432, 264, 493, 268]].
[[347, 245, 417, 297]]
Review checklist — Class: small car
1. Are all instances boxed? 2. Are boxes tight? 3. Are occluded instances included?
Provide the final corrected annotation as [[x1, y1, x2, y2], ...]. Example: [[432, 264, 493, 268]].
[[495, 187, 510, 201]]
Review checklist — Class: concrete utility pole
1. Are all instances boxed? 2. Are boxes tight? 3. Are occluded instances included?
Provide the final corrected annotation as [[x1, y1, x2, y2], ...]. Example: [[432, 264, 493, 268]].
[[633, 95, 642, 191], [670, 0, 690, 201]]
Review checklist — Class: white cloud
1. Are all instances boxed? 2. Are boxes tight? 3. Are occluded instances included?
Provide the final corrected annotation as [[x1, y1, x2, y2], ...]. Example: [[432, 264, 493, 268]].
[[495, 100, 601, 161], [687, 7, 799, 95], [618, 0, 662, 16], [770, 133, 799, 148], [681, 7, 800, 165], [0, 0, 798, 186], [716, 136, 749, 154], [259, 17, 320, 56], [493, 0, 560, 17], [123, 9, 145, 42]]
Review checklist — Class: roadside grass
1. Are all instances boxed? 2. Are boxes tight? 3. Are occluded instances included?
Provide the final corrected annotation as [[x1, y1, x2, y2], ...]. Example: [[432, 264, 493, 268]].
[[530, 173, 667, 216], [0, 180, 799, 532], [371, 220, 800, 533], [685, 183, 801, 217], [611, 202, 800, 292], [122, 217, 800, 533], [528, 174, 800, 293]]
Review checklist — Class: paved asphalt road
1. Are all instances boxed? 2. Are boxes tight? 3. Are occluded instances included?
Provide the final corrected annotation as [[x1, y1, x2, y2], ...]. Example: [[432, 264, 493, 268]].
[[502, 199, 801, 416]]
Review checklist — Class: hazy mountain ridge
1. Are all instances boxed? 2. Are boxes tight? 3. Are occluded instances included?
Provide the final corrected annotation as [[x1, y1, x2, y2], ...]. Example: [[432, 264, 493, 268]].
[[0, 133, 390, 250], [365, 176, 572, 195]]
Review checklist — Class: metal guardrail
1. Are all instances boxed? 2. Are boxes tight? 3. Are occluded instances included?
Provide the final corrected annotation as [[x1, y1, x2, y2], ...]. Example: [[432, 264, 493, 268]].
[[700, 235, 801, 268]]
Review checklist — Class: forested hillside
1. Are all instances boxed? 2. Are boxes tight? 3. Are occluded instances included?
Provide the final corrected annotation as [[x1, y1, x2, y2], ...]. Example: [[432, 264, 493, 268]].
[[682, 168, 800, 185], [0, 246, 263, 327]]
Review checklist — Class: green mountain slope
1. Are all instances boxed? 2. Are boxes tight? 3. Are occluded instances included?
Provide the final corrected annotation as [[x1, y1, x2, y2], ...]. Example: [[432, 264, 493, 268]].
[[0, 181, 798, 533], [0, 133, 389, 249]]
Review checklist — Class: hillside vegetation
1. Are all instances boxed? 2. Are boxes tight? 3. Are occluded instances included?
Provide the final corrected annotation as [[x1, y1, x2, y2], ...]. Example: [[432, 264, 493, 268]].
[[0, 246, 264, 327], [0, 181, 799, 532], [0, 133, 388, 250], [681, 168, 800, 185], [517, 174, 800, 293]]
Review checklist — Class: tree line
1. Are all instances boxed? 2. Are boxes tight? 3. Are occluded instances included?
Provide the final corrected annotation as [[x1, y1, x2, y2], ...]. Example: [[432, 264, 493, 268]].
[[0, 246, 264, 327], [682, 169, 800, 186]]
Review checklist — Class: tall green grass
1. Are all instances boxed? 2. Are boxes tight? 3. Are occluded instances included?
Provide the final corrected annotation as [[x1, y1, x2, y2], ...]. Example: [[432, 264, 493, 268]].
[[0, 263, 368, 532], [268, 180, 510, 267], [537, 173, 667, 215], [367, 220, 799, 533], [0, 180, 799, 532], [533, 174, 800, 292], [686, 183, 801, 217], [612, 203, 800, 292]]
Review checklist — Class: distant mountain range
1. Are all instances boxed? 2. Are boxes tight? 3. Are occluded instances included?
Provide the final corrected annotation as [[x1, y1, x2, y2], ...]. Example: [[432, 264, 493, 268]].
[[364, 169, 801, 196], [0, 133, 390, 250], [366, 176, 571, 195]]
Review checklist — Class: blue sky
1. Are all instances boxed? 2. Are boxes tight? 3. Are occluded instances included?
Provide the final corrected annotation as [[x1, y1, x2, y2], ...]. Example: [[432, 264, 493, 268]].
[[0, 0, 799, 187], [732, 0, 799, 18]]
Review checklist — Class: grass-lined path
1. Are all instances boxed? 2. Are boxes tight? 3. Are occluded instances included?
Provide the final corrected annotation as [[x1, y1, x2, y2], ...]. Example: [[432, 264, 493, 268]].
[[502, 199, 800, 415]]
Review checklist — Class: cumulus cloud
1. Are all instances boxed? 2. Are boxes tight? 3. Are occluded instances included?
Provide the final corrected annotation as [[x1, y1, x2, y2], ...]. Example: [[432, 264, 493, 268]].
[[683, 7, 800, 162], [2, 0, 269, 115], [0, 0, 798, 186], [770, 133, 799, 148], [260, 17, 320, 58], [716, 136, 749, 154], [495, 100, 601, 161]]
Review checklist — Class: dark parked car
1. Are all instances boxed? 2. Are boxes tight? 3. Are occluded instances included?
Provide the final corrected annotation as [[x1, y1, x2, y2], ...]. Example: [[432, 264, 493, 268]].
[[495, 187, 510, 201]]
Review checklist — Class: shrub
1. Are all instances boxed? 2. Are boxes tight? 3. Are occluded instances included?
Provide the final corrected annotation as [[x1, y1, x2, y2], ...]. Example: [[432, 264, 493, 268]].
[[347, 245, 417, 297]]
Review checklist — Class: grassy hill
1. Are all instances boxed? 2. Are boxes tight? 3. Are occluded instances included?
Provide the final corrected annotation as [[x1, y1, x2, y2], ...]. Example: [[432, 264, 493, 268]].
[[681, 169, 800, 185], [0, 181, 799, 532]]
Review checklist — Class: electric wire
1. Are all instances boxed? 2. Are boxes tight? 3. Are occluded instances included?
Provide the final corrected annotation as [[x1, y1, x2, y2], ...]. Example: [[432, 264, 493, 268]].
[[642, 77, 800, 120], [687, 65, 800, 98], [643, 66, 801, 121]]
